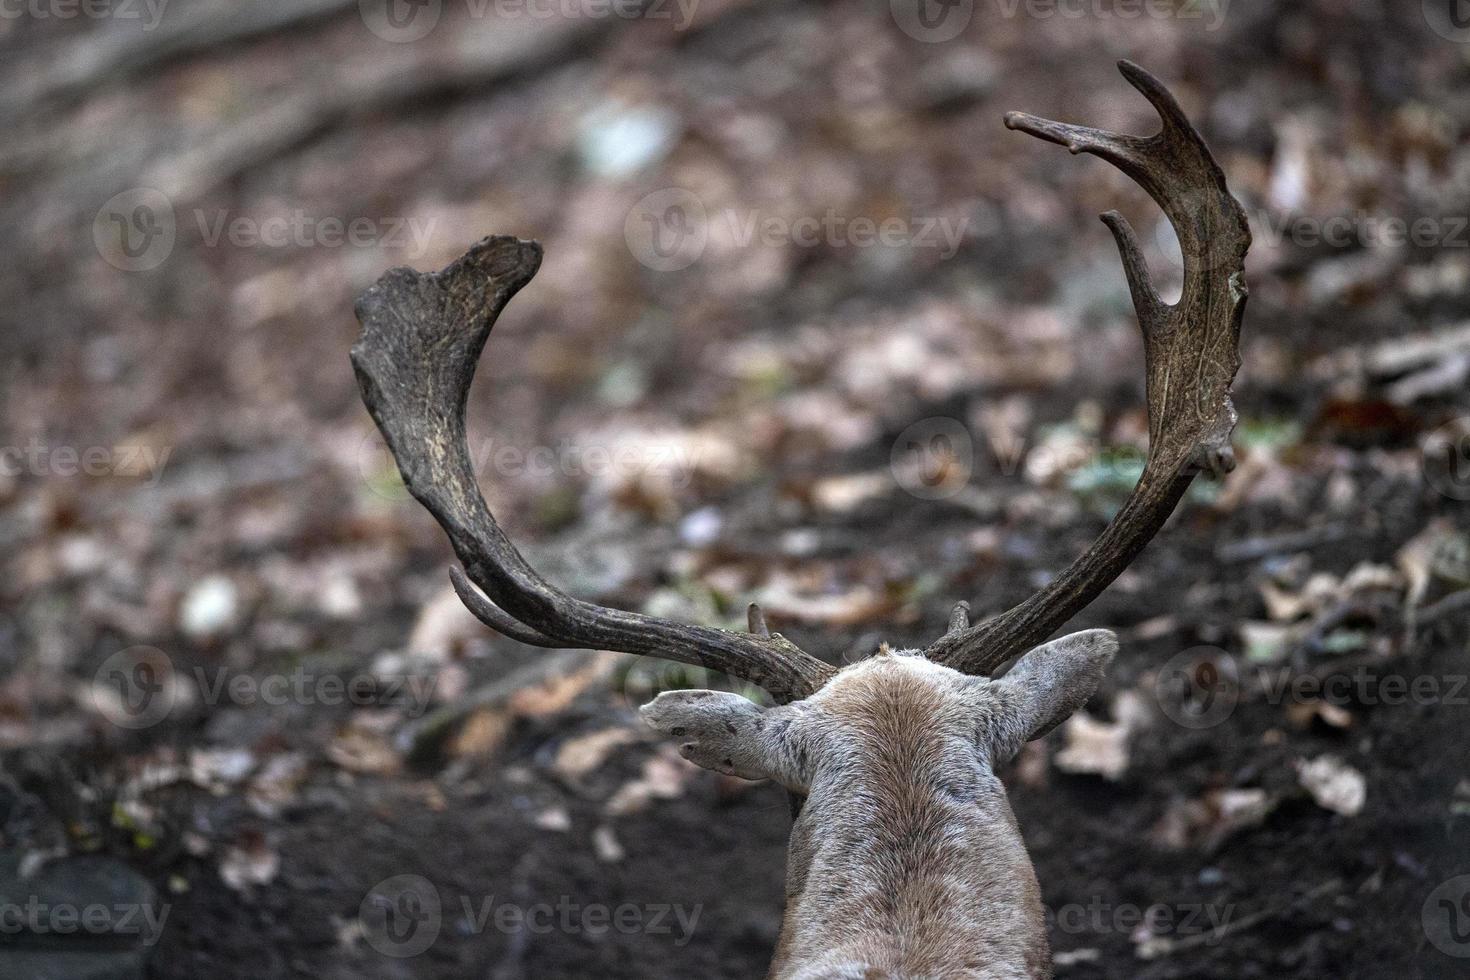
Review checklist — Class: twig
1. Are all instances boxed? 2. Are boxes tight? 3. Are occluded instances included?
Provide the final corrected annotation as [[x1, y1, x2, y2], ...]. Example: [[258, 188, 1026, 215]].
[[1216, 524, 1350, 564], [1135, 878, 1342, 959], [0, 0, 361, 124]]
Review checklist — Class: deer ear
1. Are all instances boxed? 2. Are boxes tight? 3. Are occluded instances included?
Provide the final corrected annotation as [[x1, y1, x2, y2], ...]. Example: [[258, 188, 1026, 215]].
[[987, 629, 1117, 758], [639, 691, 817, 792]]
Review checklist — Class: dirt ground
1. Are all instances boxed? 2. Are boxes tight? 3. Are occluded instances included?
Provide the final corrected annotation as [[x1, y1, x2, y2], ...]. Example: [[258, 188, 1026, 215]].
[[2, 0, 1469, 977]]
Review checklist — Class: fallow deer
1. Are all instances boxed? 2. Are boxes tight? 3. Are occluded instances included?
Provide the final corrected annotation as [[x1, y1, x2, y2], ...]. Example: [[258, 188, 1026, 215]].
[[351, 61, 1250, 980]]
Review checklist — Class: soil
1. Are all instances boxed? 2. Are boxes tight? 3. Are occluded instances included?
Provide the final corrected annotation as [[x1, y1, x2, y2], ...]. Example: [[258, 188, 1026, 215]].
[[2, 1, 1468, 978]]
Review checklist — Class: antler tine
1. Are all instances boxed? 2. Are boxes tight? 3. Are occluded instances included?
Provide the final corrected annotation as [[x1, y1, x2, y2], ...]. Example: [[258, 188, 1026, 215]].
[[449, 566, 564, 648], [928, 61, 1251, 676], [352, 236, 836, 703]]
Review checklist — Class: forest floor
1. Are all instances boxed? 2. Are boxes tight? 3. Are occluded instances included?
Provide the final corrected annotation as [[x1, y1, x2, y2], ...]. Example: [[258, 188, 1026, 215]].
[[2, 1, 1469, 977]]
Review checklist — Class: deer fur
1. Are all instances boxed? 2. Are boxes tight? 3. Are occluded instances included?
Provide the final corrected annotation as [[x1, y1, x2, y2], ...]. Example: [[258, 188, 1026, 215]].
[[640, 629, 1117, 980]]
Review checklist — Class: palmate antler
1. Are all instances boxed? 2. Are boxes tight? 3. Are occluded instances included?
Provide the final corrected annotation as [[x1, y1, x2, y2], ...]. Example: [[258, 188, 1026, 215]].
[[351, 61, 1248, 696], [924, 60, 1250, 674], [351, 238, 836, 703]]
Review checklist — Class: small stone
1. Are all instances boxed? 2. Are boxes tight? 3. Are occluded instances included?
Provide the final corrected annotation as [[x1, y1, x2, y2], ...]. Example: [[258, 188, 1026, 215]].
[[592, 824, 625, 863], [678, 507, 723, 546], [179, 575, 239, 639]]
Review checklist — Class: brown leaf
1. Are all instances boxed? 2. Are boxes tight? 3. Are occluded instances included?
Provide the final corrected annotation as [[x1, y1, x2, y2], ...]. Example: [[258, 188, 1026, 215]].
[[553, 727, 640, 782]]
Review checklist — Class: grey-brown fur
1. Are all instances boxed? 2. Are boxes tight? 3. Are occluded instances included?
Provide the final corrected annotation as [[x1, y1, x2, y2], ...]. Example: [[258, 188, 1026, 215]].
[[641, 629, 1117, 979]]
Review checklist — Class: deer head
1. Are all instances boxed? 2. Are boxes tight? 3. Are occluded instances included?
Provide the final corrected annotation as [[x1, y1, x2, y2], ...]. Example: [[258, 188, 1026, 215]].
[[352, 61, 1249, 980]]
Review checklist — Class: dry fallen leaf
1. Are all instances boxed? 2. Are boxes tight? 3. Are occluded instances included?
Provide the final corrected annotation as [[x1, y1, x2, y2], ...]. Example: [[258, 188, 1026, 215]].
[[605, 745, 694, 816], [592, 824, 625, 863], [1151, 787, 1274, 851], [328, 722, 402, 775], [757, 572, 893, 626], [1053, 692, 1148, 781], [220, 834, 279, 892], [407, 586, 485, 661], [1285, 700, 1354, 730], [247, 753, 309, 818], [510, 655, 618, 717], [810, 471, 890, 514], [449, 708, 512, 760], [1398, 519, 1469, 608], [553, 727, 640, 782], [534, 806, 572, 832], [1296, 755, 1366, 816], [189, 747, 256, 794]]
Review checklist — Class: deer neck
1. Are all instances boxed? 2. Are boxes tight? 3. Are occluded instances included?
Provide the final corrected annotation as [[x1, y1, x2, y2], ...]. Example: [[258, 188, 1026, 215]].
[[768, 748, 1051, 978]]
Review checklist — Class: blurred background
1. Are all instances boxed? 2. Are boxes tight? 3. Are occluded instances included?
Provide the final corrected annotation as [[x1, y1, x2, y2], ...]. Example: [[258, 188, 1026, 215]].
[[2, 0, 1469, 977]]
